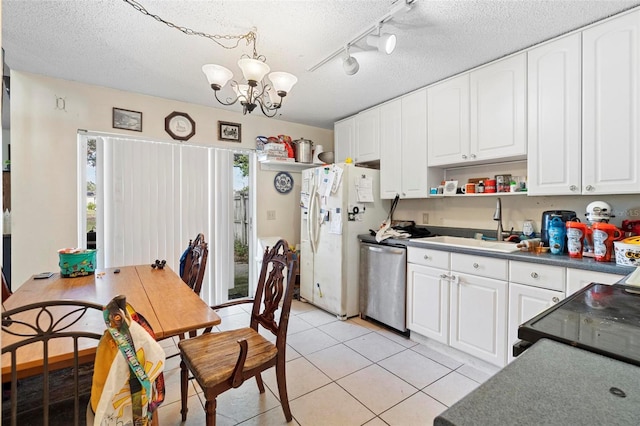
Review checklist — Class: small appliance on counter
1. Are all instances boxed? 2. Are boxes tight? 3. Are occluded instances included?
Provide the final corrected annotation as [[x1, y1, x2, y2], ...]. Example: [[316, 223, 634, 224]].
[[540, 210, 577, 250], [583, 201, 615, 257]]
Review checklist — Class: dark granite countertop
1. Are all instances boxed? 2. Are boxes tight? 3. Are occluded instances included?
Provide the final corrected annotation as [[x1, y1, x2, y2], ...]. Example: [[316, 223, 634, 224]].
[[358, 229, 635, 276], [434, 338, 640, 426]]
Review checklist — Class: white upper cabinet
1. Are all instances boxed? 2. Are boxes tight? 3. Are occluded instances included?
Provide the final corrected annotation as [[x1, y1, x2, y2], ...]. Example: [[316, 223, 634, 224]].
[[401, 89, 430, 199], [427, 74, 470, 166], [527, 33, 582, 195], [379, 99, 403, 199], [354, 107, 380, 163], [334, 116, 355, 164], [583, 10, 640, 195], [470, 53, 527, 163]]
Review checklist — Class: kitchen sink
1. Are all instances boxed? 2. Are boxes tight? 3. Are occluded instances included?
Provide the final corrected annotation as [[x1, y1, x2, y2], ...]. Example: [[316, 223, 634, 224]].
[[409, 235, 521, 253]]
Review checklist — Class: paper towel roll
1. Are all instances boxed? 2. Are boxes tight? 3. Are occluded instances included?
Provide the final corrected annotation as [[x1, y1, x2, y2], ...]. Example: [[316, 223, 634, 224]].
[[313, 145, 324, 164]]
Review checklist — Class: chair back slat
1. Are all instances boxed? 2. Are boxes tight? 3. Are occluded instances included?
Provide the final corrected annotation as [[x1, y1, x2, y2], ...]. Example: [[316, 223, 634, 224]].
[[251, 240, 296, 345], [2, 299, 105, 426]]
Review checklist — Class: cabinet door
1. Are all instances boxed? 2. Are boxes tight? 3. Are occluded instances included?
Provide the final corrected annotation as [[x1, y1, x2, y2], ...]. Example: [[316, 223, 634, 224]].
[[527, 33, 582, 196], [334, 117, 355, 164], [407, 263, 449, 344], [400, 89, 429, 198], [354, 108, 380, 163], [427, 74, 470, 166], [565, 268, 625, 297], [507, 283, 564, 363], [379, 99, 402, 199], [583, 10, 640, 195], [450, 273, 508, 367], [470, 53, 527, 162]]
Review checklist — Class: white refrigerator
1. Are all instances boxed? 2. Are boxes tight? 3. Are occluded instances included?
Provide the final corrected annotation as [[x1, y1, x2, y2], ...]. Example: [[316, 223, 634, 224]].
[[300, 163, 389, 318]]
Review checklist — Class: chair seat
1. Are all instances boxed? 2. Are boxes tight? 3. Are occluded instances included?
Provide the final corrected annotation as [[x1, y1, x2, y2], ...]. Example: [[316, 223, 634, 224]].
[[179, 328, 278, 388]]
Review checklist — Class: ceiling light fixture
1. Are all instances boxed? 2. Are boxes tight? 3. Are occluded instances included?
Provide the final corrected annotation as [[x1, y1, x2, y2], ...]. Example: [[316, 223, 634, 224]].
[[308, 0, 415, 72], [342, 46, 360, 75], [123, 0, 296, 118], [201, 30, 298, 117]]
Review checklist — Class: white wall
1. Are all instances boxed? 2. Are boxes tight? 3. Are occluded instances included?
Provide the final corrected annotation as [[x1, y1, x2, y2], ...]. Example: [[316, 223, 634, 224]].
[[10, 71, 333, 288]]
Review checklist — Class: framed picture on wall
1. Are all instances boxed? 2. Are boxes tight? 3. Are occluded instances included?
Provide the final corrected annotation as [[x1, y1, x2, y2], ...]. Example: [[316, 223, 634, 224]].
[[218, 121, 241, 142], [112, 107, 142, 132]]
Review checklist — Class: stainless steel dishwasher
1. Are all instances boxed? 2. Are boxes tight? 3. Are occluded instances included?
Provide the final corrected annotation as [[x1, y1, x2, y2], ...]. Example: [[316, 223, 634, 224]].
[[359, 242, 407, 332]]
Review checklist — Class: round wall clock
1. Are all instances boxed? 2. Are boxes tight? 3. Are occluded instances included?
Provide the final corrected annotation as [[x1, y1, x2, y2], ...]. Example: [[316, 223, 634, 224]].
[[274, 171, 294, 194], [165, 111, 196, 141]]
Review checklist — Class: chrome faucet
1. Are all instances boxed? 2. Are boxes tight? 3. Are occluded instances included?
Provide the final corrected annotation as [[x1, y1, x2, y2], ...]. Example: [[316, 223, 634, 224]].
[[494, 197, 504, 241]]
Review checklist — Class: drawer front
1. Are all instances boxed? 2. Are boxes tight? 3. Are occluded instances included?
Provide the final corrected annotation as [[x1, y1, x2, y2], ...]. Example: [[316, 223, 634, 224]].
[[509, 260, 565, 292], [451, 253, 508, 280], [408, 247, 450, 269]]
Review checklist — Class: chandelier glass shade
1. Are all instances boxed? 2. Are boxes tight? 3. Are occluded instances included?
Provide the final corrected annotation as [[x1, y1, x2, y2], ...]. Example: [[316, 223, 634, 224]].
[[202, 55, 297, 117]]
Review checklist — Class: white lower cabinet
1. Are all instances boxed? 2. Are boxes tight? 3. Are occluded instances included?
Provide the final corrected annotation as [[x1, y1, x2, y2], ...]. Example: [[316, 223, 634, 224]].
[[507, 283, 564, 363], [449, 254, 508, 367], [565, 268, 625, 297], [407, 263, 450, 344], [406, 247, 450, 343], [406, 248, 628, 368], [507, 261, 566, 363]]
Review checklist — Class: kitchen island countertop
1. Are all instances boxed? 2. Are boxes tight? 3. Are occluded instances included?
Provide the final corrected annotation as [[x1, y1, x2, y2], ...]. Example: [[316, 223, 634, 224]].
[[358, 233, 635, 276], [434, 338, 640, 426]]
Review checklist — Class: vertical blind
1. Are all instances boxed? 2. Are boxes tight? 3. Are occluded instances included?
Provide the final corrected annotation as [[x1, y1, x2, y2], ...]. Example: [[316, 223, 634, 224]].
[[86, 135, 239, 305]]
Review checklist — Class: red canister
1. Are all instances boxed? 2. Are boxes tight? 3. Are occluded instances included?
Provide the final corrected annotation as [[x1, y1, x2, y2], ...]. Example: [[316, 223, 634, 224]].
[[592, 222, 623, 262], [485, 179, 497, 193]]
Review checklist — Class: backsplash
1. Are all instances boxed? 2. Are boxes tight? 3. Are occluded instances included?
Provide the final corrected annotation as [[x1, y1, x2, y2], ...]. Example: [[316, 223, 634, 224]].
[[394, 194, 640, 236]]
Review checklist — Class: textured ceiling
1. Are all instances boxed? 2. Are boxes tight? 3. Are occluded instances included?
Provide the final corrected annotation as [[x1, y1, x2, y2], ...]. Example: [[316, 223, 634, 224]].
[[3, 0, 640, 129]]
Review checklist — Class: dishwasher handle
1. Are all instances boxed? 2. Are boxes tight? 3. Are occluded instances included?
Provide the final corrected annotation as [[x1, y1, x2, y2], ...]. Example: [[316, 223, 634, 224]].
[[366, 245, 405, 255]]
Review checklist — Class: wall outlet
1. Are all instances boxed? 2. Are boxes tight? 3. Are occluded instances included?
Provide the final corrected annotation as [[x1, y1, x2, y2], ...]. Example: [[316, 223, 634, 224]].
[[422, 213, 429, 224], [267, 210, 276, 220]]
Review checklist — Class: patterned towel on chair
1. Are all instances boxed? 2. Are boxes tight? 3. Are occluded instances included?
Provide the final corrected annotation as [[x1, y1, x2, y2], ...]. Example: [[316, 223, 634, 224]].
[[90, 297, 165, 426]]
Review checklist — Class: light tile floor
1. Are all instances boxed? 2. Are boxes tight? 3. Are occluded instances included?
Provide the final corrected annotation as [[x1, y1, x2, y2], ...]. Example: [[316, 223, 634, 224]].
[[157, 300, 501, 425]]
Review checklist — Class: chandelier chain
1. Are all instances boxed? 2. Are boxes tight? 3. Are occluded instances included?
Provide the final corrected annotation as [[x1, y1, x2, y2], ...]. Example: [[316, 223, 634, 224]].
[[122, 0, 257, 53]]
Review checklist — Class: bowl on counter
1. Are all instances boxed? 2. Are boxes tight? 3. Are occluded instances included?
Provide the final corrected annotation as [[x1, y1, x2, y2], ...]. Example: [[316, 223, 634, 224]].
[[318, 151, 334, 164]]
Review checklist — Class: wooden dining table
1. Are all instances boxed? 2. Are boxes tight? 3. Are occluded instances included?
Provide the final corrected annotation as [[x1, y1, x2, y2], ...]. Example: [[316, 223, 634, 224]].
[[1, 265, 221, 381]]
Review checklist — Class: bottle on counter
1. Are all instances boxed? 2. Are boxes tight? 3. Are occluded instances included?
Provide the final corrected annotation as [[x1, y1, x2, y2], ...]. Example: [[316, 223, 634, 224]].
[[477, 180, 485, 193]]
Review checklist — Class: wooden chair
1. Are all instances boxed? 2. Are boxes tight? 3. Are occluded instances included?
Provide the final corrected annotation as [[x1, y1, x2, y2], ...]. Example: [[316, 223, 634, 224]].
[[2, 267, 11, 303], [178, 239, 296, 426], [180, 233, 209, 296], [2, 299, 105, 426]]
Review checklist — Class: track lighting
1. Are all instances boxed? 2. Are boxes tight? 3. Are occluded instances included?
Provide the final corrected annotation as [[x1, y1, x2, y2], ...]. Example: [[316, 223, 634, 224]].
[[307, 0, 415, 72], [343, 47, 360, 75], [366, 33, 397, 54]]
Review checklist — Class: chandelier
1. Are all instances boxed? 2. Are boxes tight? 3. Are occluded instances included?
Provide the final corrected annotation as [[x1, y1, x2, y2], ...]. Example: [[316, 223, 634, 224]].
[[201, 30, 298, 117], [123, 0, 297, 117]]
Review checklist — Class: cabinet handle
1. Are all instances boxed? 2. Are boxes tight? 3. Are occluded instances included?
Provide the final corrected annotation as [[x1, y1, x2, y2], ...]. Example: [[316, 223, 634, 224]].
[[569, 185, 578, 192], [531, 272, 539, 278], [402, 192, 406, 196], [552, 297, 560, 303], [473, 263, 479, 269], [440, 273, 449, 279], [423, 255, 429, 260], [470, 154, 476, 159], [462, 154, 467, 159], [585, 185, 594, 192]]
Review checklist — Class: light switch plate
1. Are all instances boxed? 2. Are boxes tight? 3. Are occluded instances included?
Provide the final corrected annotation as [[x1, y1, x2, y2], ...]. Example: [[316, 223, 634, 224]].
[[422, 213, 429, 224]]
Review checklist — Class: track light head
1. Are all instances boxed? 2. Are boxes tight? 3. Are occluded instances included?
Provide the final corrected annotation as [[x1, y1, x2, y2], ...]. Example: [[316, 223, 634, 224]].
[[343, 54, 360, 75], [366, 33, 397, 54]]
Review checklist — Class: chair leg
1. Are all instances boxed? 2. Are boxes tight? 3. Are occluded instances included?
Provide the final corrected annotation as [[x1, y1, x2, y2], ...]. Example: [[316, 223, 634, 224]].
[[205, 398, 217, 426], [180, 360, 189, 421], [255, 372, 266, 393], [275, 357, 292, 422]]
